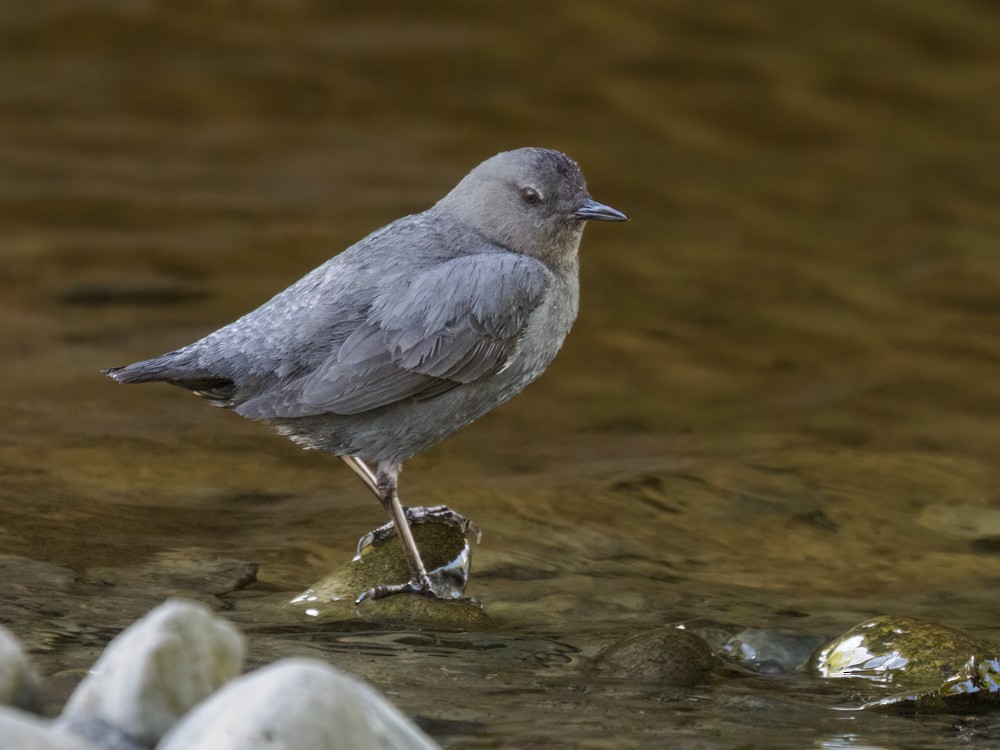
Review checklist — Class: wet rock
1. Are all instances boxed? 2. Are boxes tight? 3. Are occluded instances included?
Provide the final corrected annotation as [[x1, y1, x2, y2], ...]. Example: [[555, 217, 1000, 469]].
[[86, 548, 259, 597], [0, 625, 41, 710], [0, 555, 77, 600], [356, 594, 493, 632], [58, 598, 245, 746], [811, 615, 1000, 710], [722, 628, 824, 673], [159, 658, 440, 750], [595, 628, 716, 687], [0, 707, 98, 750], [291, 523, 492, 631]]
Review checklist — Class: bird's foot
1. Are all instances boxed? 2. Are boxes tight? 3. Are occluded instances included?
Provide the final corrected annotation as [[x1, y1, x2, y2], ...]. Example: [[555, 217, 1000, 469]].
[[355, 505, 481, 556], [354, 575, 437, 604]]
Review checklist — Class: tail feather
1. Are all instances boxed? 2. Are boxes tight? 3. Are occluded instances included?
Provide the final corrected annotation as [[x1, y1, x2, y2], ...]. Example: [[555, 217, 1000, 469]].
[[103, 355, 236, 404], [103, 356, 178, 384]]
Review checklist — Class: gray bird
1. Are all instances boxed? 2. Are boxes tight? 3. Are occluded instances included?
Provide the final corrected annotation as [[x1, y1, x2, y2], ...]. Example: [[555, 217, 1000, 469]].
[[105, 147, 627, 602]]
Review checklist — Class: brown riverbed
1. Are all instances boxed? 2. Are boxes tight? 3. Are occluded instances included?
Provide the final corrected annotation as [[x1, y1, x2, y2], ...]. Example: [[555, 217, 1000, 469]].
[[2, 1, 1000, 747]]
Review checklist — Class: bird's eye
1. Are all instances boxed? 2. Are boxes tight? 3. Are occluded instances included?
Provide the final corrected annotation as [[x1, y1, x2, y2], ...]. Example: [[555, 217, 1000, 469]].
[[521, 187, 540, 205]]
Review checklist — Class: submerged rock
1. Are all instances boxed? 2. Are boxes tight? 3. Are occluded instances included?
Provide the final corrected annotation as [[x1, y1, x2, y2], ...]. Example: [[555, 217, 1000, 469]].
[[159, 658, 440, 750], [291, 523, 492, 631], [595, 627, 716, 687], [0, 555, 77, 596], [811, 615, 1000, 710], [355, 594, 493, 631], [0, 624, 41, 711], [721, 628, 824, 673], [58, 598, 246, 746], [85, 548, 259, 597]]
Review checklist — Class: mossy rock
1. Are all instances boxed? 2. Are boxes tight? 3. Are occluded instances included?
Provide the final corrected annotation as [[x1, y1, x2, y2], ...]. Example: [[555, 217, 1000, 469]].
[[594, 628, 716, 687], [289, 523, 493, 631], [811, 615, 1000, 710]]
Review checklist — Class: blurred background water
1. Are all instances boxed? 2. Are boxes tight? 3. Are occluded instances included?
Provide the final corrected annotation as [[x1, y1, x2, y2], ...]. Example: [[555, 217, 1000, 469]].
[[1, 1, 1000, 747]]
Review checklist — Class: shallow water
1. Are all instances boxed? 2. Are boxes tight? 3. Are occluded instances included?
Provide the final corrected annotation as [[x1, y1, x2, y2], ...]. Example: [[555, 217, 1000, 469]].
[[2, 1, 1000, 747]]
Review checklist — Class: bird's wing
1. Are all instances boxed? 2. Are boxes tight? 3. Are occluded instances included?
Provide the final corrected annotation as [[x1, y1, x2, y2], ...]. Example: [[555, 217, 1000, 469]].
[[236, 252, 549, 419]]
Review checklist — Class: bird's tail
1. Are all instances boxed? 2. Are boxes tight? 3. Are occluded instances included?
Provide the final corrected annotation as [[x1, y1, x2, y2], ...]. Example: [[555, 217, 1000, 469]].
[[104, 350, 235, 401], [103, 355, 180, 384]]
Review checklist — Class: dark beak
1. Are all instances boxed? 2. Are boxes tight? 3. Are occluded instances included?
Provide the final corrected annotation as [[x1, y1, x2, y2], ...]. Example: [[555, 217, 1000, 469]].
[[574, 197, 628, 222]]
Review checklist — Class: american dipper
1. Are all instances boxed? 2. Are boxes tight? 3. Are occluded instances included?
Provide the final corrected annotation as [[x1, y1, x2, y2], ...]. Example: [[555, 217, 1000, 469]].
[[105, 147, 627, 602]]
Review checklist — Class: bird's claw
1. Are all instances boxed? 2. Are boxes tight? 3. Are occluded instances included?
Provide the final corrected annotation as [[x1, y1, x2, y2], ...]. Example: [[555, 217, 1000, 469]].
[[355, 504, 480, 556], [354, 576, 437, 604]]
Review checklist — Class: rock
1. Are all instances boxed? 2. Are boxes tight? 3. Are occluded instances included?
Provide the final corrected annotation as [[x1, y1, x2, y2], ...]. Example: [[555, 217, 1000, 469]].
[[811, 615, 1000, 710], [57, 598, 245, 746], [0, 707, 99, 750], [0, 556, 78, 627], [0, 555, 77, 597], [0, 625, 41, 710], [291, 523, 492, 631], [159, 658, 440, 750], [721, 628, 824, 673], [85, 548, 259, 597], [356, 594, 494, 631], [595, 628, 716, 687]]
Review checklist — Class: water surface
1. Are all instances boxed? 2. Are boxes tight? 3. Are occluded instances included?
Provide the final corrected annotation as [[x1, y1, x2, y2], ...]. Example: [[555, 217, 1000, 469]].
[[2, 1, 1000, 747]]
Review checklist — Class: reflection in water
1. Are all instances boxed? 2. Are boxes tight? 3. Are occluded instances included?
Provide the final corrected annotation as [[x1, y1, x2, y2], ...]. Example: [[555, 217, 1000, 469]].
[[2, 0, 1000, 746], [815, 635, 910, 680], [818, 735, 889, 750]]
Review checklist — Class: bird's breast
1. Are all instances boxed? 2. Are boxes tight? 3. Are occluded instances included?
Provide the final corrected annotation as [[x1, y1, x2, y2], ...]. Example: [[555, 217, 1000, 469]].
[[500, 268, 579, 383]]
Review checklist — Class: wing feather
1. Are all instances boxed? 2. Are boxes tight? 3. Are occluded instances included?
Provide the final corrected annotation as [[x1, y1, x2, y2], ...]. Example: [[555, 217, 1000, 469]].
[[236, 252, 549, 419]]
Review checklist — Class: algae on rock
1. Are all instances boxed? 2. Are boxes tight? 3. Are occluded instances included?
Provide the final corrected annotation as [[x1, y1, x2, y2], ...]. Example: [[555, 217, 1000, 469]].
[[811, 615, 1000, 710], [290, 523, 492, 631]]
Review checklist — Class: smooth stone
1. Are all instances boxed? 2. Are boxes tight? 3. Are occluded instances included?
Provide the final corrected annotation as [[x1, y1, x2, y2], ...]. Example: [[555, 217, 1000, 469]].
[[356, 594, 493, 632], [58, 598, 246, 746], [811, 615, 1000, 710], [291, 523, 492, 631], [86, 548, 259, 596], [159, 658, 440, 750], [721, 628, 825, 673], [595, 628, 716, 687], [0, 556, 79, 627], [0, 555, 77, 596], [0, 624, 41, 710], [0, 707, 99, 750]]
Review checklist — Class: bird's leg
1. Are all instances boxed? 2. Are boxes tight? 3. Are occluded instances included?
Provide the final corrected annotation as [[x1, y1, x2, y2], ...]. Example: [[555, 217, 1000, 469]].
[[340, 455, 379, 497], [342, 455, 479, 556], [356, 506, 480, 554], [355, 463, 436, 603]]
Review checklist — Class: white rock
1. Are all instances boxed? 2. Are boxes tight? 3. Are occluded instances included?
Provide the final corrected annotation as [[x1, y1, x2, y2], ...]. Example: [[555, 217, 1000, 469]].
[[0, 707, 98, 750], [58, 598, 245, 747], [0, 625, 39, 709], [159, 658, 440, 750]]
